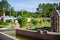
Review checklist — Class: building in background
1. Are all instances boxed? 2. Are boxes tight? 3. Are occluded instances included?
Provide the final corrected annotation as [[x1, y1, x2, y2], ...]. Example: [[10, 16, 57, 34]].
[[51, 10, 60, 32], [0, 16, 15, 22]]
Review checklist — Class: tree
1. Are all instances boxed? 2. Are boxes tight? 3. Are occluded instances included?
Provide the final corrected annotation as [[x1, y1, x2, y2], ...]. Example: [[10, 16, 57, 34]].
[[11, 7, 15, 16], [0, 0, 10, 15], [36, 3, 58, 17], [17, 10, 32, 18], [53, 3, 58, 10], [58, 3, 60, 9]]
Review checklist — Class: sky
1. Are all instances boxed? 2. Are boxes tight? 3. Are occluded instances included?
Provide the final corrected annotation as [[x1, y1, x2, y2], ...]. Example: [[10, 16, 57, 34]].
[[0, 0, 60, 12]]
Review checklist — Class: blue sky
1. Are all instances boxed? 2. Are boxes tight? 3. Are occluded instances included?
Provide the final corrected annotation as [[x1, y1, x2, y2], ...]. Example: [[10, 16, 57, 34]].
[[0, 0, 60, 12]]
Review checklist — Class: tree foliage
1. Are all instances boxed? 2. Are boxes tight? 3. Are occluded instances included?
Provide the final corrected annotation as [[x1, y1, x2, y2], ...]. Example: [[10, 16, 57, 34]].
[[0, 0, 10, 15], [0, 1, 59, 18], [11, 7, 15, 16], [17, 16, 28, 27], [36, 3, 58, 17]]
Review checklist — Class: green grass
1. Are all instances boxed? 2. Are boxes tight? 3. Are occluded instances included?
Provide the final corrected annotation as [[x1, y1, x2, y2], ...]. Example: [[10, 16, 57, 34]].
[[0, 22, 9, 28], [0, 22, 15, 28], [24, 21, 51, 28], [0, 25, 6, 28], [40, 21, 51, 27]]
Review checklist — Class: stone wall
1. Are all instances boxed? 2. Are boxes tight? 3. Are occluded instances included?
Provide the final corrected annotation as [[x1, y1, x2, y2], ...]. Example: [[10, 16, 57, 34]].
[[16, 29, 60, 40]]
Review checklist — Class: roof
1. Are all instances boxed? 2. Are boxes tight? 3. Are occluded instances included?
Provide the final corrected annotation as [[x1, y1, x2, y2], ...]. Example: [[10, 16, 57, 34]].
[[56, 10, 60, 16], [0, 16, 14, 19]]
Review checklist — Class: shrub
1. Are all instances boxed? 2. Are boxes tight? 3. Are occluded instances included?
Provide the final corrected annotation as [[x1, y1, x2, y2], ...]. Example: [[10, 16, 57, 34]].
[[17, 17, 28, 27], [39, 20, 42, 24], [6, 19, 12, 22], [47, 20, 50, 22], [32, 19, 40, 25], [0, 22, 9, 25]]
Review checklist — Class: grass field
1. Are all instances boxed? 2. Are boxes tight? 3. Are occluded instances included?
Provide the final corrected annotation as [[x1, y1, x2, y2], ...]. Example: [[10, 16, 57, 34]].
[[24, 21, 51, 29]]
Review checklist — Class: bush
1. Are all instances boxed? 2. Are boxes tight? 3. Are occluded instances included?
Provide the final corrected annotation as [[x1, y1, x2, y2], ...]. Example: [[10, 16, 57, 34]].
[[47, 20, 50, 22], [39, 20, 42, 24], [0, 22, 9, 25], [17, 17, 28, 27], [32, 19, 40, 25], [6, 19, 12, 22]]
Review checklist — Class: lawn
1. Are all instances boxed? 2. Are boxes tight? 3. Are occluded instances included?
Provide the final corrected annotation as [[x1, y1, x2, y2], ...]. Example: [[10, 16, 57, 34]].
[[0, 22, 15, 28], [25, 21, 51, 29]]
